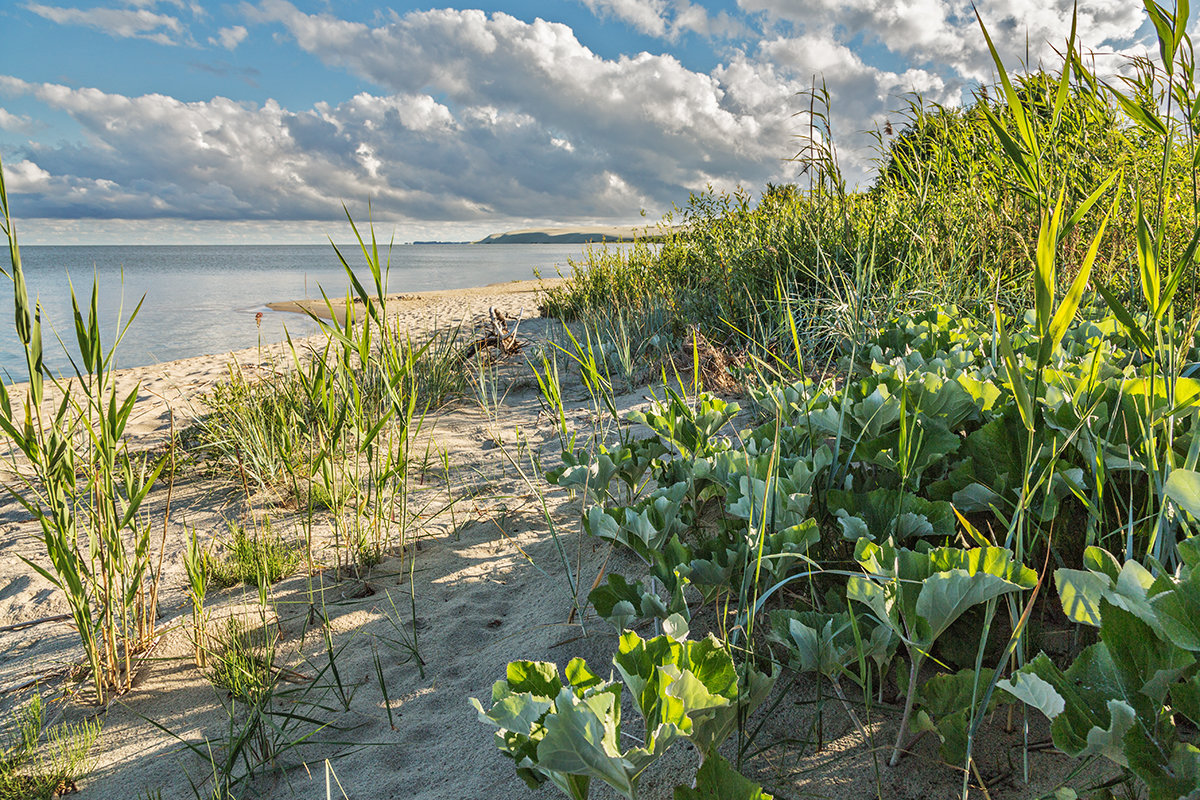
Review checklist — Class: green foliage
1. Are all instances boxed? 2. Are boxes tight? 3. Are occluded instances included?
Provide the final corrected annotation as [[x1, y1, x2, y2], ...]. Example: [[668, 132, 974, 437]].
[[0, 695, 101, 800], [627, 390, 739, 460], [912, 668, 1010, 765], [583, 482, 691, 565], [848, 539, 1036, 765], [589, 559, 690, 633], [207, 518, 301, 589], [673, 753, 773, 800], [546, 438, 667, 505], [1002, 545, 1200, 798], [207, 617, 280, 703], [472, 631, 775, 800]]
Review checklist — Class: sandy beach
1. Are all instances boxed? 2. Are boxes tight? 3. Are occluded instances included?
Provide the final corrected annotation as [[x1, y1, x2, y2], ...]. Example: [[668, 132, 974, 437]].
[[0, 278, 1100, 800]]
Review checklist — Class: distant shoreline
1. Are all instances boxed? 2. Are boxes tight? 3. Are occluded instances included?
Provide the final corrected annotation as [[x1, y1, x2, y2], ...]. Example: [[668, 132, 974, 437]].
[[475, 224, 680, 244]]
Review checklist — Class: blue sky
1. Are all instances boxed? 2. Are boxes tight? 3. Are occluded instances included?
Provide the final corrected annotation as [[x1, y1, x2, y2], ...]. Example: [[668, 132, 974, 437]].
[[0, 0, 1155, 244]]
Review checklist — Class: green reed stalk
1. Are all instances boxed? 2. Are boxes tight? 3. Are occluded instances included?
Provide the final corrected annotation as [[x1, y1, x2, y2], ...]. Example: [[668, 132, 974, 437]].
[[0, 154, 166, 702]]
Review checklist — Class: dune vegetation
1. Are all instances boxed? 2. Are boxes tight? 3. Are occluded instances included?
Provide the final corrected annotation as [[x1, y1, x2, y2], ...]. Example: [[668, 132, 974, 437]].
[[486, 6, 1200, 799], [2, 3, 1200, 800]]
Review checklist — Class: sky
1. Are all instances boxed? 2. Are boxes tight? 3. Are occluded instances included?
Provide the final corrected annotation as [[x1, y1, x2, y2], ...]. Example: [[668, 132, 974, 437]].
[[0, 0, 1158, 244]]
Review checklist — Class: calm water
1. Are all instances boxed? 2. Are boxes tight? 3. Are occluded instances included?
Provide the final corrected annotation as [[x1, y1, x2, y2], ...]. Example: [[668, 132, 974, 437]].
[[1, 243, 606, 377]]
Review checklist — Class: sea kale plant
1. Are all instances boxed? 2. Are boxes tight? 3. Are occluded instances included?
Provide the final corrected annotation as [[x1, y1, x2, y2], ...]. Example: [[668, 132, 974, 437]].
[[472, 627, 774, 800]]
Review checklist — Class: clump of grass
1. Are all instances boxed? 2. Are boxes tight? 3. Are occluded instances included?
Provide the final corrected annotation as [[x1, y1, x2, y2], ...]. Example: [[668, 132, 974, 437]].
[[190, 361, 316, 493], [208, 518, 302, 589], [0, 695, 101, 800], [409, 326, 470, 408], [207, 618, 279, 703]]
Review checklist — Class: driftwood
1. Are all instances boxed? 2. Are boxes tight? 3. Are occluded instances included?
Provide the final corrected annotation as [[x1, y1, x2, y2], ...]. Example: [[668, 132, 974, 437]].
[[0, 613, 71, 634], [454, 306, 526, 364]]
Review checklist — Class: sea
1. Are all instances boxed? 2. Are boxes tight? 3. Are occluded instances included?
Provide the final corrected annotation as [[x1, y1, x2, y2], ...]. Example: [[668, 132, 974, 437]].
[[0, 243, 616, 378]]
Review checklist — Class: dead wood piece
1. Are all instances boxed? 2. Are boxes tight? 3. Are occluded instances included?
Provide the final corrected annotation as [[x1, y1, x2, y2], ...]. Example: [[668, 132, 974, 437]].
[[452, 306, 527, 364], [0, 613, 72, 634]]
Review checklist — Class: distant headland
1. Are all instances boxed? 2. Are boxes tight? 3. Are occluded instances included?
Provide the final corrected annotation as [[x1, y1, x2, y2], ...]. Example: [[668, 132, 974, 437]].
[[475, 224, 677, 244]]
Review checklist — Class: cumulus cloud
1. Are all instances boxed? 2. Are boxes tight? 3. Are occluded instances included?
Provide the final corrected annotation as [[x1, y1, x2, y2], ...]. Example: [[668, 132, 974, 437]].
[[209, 24, 247, 50], [0, 108, 43, 134], [577, 0, 743, 40], [2, 69, 745, 223], [23, 2, 188, 45], [248, 2, 953, 182], [3, 159, 53, 192], [738, 0, 1148, 80], [3, 0, 1159, 236], [244, 3, 813, 188]]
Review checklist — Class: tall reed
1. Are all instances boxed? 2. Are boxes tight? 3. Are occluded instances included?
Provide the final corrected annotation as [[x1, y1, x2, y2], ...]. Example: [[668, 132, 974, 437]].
[[0, 154, 167, 703]]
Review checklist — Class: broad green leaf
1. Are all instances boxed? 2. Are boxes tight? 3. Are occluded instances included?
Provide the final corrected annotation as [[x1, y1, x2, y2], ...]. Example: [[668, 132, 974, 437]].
[[472, 688, 553, 736], [769, 611, 850, 677], [1055, 560, 1158, 630], [661, 613, 690, 640], [507, 660, 564, 699], [1153, 582, 1200, 651], [566, 658, 608, 695], [1054, 568, 1110, 626], [1101, 600, 1194, 706], [915, 569, 1027, 640], [1080, 699, 1136, 767], [951, 482, 1003, 514], [836, 511, 869, 542], [614, 632, 690, 735], [1083, 546, 1121, 582], [674, 753, 773, 800], [538, 688, 638, 799], [1171, 674, 1200, 726], [916, 668, 1006, 764], [1166, 468, 1200, 520], [1008, 648, 1124, 760], [999, 671, 1065, 719], [827, 488, 955, 544], [1125, 735, 1200, 800]]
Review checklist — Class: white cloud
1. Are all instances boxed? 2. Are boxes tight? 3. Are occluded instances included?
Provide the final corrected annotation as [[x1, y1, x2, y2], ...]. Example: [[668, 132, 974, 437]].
[[578, 0, 743, 39], [0, 108, 42, 134], [3, 0, 1160, 238], [3, 67, 750, 223], [244, 3, 801, 191], [4, 159, 52, 192], [580, 0, 674, 38], [738, 0, 1148, 80], [209, 25, 247, 50], [23, 2, 187, 45]]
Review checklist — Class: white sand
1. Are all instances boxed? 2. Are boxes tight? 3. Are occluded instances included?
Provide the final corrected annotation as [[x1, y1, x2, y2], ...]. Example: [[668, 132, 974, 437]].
[[0, 279, 1109, 799]]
